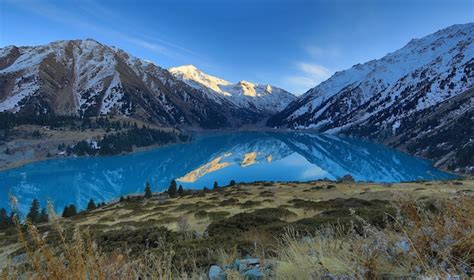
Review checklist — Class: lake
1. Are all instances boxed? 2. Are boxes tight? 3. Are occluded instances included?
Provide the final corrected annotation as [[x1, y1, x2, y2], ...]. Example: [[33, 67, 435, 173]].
[[0, 132, 455, 214]]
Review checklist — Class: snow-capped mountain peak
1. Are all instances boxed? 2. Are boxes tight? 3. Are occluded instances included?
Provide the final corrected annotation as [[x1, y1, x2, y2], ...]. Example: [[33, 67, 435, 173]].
[[269, 22, 474, 130], [267, 23, 474, 172], [169, 65, 231, 95], [169, 65, 296, 113], [0, 39, 270, 128]]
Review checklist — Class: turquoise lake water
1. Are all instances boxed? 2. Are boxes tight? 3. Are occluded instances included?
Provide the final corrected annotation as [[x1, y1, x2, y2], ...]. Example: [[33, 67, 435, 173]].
[[0, 132, 455, 214]]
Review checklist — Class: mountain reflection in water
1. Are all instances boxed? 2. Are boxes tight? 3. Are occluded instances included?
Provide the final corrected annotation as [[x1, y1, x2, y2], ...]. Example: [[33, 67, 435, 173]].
[[0, 132, 455, 214]]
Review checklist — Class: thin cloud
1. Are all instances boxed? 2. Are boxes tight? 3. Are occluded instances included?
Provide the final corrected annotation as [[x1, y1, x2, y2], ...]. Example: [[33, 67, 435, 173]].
[[305, 45, 341, 58], [298, 63, 332, 79], [5, 0, 203, 62], [284, 62, 333, 95], [76, 0, 202, 59]]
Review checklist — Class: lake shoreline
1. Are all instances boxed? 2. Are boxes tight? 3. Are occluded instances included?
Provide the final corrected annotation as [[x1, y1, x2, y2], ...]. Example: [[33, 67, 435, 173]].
[[1, 131, 460, 217], [0, 122, 188, 172], [0, 140, 188, 172], [1, 127, 466, 178]]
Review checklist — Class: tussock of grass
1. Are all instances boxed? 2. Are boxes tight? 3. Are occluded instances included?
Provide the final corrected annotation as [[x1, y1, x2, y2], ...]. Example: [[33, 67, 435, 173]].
[[194, 210, 230, 222], [276, 196, 474, 279], [239, 200, 262, 208]]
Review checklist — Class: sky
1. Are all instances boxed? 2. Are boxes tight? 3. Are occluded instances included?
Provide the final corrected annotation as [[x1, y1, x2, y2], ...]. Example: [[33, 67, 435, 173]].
[[0, 0, 473, 95]]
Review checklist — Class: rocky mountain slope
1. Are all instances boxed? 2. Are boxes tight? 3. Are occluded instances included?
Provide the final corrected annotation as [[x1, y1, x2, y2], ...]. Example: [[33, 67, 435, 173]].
[[268, 23, 474, 172], [0, 39, 272, 129], [169, 65, 296, 114], [384, 87, 473, 172]]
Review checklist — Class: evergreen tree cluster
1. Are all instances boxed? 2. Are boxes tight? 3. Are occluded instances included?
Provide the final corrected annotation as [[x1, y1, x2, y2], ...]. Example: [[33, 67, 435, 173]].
[[87, 199, 97, 210], [0, 208, 14, 230], [26, 199, 49, 224], [0, 112, 78, 130], [168, 180, 178, 197], [141, 180, 187, 199], [144, 182, 152, 198], [67, 126, 190, 156], [0, 199, 50, 229], [0, 197, 108, 230], [62, 204, 77, 218], [0, 113, 132, 131], [81, 116, 131, 131], [0, 112, 154, 142]]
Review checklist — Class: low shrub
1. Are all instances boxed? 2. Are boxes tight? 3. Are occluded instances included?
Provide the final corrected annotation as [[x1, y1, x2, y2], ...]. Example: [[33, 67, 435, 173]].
[[219, 198, 239, 206]]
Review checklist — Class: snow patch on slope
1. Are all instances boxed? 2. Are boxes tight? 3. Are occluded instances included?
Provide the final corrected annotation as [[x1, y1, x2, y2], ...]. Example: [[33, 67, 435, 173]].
[[274, 23, 474, 131], [100, 72, 123, 114]]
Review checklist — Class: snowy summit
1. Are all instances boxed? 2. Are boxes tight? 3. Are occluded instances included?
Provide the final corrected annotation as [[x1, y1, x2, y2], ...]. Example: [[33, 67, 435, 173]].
[[169, 65, 296, 114]]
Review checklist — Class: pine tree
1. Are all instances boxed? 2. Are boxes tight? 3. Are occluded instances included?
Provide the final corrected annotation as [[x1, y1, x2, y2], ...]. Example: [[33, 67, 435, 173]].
[[69, 204, 77, 216], [178, 185, 184, 195], [168, 180, 177, 197], [87, 199, 96, 210], [213, 181, 219, 190], [0, 208, 11, 229], [62, 205, 69, 218], [144, 182, 152, 199], [119, 196, 124, 202], [229, 180, 236, 186], [62, 204, 77, 218], [39, 208, 49, 223], [27, 199, 40, 223]]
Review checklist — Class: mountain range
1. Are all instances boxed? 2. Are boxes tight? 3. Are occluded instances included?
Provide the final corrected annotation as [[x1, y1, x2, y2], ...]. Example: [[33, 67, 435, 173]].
[[0, 23, 473, 172], [0, 40, 292, 129], [169, 65, 296, 114], [269, 23, 473, 172]]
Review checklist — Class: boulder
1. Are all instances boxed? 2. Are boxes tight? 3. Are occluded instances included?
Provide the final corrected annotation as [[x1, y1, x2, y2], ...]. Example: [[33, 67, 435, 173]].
[[242, 267, 264, 280], [208, 265, 227, 280]]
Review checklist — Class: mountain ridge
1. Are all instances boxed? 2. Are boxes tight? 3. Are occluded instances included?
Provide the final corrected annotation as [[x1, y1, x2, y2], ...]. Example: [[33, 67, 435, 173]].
[[169, 64, 296, 114], [267, 22, 474, 173], [0, 24, 472, 172], [0, 39, 293, 129]]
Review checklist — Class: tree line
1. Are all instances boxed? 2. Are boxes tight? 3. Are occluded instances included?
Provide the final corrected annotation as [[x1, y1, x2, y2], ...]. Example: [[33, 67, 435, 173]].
[[0, 112, 154, 141], [0, 198, 108, 229], [0, 179, 237, 230], [0, 112, 135, 131], [65, 126, 190, 156]]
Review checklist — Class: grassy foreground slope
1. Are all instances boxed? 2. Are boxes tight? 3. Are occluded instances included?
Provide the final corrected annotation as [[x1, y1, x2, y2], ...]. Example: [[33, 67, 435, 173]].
[[1, 179, 473, 279]]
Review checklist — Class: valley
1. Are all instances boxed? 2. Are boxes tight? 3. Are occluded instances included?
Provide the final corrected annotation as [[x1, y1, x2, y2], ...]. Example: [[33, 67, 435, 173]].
[[1, 23, 473, 175], [0, 7, 473, 278]]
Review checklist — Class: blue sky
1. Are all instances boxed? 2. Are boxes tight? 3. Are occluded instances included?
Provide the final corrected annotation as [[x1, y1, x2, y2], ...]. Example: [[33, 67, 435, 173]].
[[0, 0, 473, 94]]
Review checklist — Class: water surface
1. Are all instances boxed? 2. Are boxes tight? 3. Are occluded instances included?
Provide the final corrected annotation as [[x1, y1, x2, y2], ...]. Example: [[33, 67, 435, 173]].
[[0, 132, 455, 214]]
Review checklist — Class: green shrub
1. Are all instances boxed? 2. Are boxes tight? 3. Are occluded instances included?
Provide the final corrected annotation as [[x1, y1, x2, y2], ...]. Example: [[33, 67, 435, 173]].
[[239, 200, 262, 208], [219, 198, 238, 206], [207, 212, 286, 237], [252, 207, 297, 219], [96, 226, 179, 256]]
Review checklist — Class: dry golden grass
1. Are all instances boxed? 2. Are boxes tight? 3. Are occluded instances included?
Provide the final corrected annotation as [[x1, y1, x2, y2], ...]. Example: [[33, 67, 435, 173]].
[[1, 179, 473, 279], [275, 196, 474, 279], [71, 179, 474, 235], [1, 208, 208, 280]]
